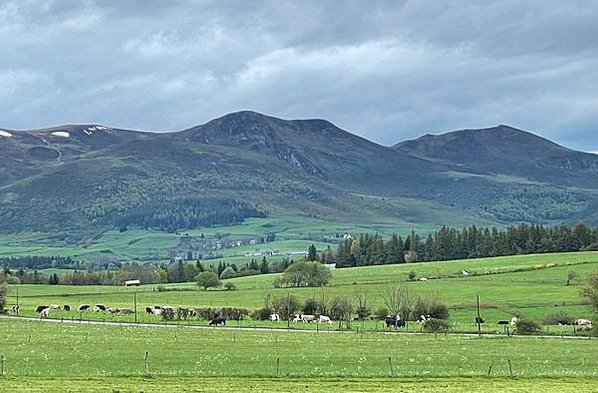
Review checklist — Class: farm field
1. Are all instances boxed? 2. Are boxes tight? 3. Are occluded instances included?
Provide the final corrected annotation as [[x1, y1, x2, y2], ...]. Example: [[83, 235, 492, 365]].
[[0, 211, 488, 263], [4, 251, 598, 334], [0, 318, 597, 392]]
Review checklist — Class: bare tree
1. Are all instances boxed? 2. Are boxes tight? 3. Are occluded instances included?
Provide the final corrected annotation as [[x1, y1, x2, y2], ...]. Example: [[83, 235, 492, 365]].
[[384, 283, 416, 320], [0, 283, 7, 311], [580, 270, 598, 311], [566, 271, 578, 286], [354, 289, 374, 320], [331, 294, 353, 329], [317, 290, 331, 316]]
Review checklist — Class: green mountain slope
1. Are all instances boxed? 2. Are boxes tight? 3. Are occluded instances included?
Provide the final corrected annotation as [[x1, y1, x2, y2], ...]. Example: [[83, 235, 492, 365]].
[[1, 114, 597, 240]]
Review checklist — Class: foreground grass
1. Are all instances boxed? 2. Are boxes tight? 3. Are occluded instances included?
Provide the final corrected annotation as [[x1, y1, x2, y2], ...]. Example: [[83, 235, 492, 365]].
[[1, 319, 597, 379], [2, 377, 598, 393]]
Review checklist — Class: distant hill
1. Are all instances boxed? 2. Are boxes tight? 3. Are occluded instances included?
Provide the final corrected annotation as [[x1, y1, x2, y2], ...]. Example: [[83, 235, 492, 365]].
[[1, 113, 597, 241]]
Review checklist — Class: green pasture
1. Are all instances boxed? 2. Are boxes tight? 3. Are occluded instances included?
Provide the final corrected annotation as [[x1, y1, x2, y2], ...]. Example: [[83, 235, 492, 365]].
[[1, 319, 597, 379], [4, 252, 598, 334]]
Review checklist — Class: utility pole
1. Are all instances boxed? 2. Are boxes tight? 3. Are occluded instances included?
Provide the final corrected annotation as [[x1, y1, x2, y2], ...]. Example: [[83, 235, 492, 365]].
[[134, 292, 138, 324], [476, 295, 482, 338]]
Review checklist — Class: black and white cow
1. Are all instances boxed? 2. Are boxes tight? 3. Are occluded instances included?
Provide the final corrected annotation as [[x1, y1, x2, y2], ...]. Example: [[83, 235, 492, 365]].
[[385, 315, 406, 329], [209, 317, 226, 326], [474, 317, 485, 324], [78, 304, 91, 312]]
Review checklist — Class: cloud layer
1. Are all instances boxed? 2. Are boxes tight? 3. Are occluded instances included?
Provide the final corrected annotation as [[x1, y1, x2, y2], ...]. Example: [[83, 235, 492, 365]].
[[1, 0, 597, 150]]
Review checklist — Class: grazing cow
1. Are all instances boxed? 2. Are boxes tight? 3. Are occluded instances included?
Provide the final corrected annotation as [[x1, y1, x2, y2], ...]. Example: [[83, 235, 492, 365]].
[[301, 314, 317, 323], [474, 317, 485, 324], [270, 313, 280, 322], [145, 307, 153, 315], [417, 314, 430, 323], [63, 305, 71, 312], [418, 277, 428, 282], [497, 320, 510, 325], [94, 304, 107, 312], [120, 308, 134, 315], [40, 308, 50, 318], [318, 315, 333, 324], [292, 314, 302, 323], [510, 317, 519, 326], [106, 307, 118, 314], [78, 304, 90, 312], [36, 305, 49, 314], [49, 304, 61, 310], [385, 315, 406, 329], [574, 319, 593, 331], [209, 317, 226, 326], [12, 305, 20, 315]]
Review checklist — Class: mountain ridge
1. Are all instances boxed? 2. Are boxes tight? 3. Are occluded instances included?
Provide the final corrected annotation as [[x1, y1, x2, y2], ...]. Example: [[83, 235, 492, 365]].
[[1, 112, 597, 239]]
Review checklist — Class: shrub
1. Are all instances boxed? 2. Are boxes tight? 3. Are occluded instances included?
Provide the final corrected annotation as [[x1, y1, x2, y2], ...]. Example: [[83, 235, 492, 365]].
[[280, 260, 331, 287], [543, 311, 574, 325], [220, 267, 236, 280], [515, 318, 541, 334], [302, 297, 319, 315], [423, 318, 450, 332], [252, 307, 273, 321], [194, 308, 219, 320], [219, 307, 249, 321], [375, 307, 389, 321], [272, 294, 301, 320], [224, 282, 236, 291], [196, 271, 222, 290]]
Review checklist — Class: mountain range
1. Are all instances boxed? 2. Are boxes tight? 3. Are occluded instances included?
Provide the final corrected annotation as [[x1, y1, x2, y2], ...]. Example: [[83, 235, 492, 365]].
[[1, 111, 597, 241]]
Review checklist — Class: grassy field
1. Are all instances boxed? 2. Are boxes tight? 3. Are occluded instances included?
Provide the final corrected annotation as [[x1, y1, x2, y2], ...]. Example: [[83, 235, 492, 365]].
[[3, 377, 598, 393], [4, 251, 598, 334], [3, 252, 598, 392], [0, 319, 597, 392], [0, 211, 491, 263]]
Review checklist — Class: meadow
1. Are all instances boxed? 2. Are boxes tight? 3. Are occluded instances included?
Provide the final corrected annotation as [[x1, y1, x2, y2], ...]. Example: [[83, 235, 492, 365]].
[[0, 318, 597, 392], [4, 251, 598, 334]]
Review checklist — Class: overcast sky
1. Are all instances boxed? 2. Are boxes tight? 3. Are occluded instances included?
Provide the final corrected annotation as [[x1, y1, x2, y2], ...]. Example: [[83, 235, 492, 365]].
[[1, 1, 597, 151]]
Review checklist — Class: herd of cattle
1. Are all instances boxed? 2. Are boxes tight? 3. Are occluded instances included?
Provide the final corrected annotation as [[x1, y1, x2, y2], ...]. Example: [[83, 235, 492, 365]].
[[6, 304, 593, 332]]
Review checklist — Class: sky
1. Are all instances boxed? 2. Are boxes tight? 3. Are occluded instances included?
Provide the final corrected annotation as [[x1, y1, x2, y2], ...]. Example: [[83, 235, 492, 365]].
[[1, 1, 598, 152]]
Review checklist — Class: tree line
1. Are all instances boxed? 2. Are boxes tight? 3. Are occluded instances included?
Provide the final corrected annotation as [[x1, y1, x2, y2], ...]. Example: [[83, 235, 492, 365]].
[[115, 197, 265, 232], [332, 223, 598, 267]]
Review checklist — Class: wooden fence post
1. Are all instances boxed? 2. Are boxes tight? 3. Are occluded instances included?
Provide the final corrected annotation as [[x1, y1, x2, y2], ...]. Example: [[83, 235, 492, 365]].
[[276, 357, 280, 378], [144, 352, 150, 377], [388, 357, 395, 377], [487, 360, 494, 376], [507, 359, 514, 378], [0, 355, 4, 376]]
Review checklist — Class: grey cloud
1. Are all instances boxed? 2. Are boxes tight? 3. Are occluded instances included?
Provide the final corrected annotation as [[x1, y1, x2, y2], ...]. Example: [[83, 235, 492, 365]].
[[0, 0, 597, 152]]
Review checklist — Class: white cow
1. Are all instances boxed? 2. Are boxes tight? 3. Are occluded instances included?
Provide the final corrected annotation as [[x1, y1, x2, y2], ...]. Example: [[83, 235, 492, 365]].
[[510, 317, 519, 326], [575, 319, 593, 331], [270, 313, 280, 322], [301, 314, 317, 323], [318, 315, 333, 324], [292, 314, 302, 323], [40, 308, 50, 318]]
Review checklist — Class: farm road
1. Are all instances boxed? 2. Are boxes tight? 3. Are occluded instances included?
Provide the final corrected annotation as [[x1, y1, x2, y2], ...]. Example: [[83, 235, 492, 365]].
[[1, 315, 594, 341]]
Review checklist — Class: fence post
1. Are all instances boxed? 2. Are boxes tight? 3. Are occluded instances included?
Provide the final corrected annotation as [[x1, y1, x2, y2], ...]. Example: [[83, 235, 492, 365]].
[[144, 352, 150, 377], [388, 357, 395, 377], [276, 357, 280, 378], [487, 360, 494, 376], [507, 359, 514, 378], [1, 355, 4, 376]]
